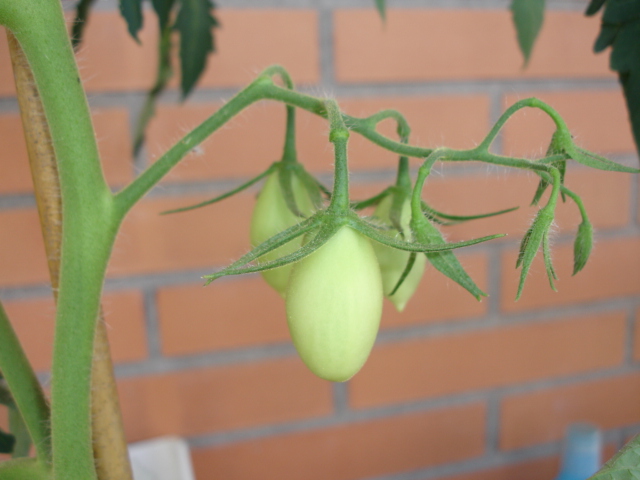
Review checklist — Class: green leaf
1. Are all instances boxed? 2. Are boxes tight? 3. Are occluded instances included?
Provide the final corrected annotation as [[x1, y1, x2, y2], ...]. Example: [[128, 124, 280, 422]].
[[389, 252, 416, 296], [573, 218, 593, 275], [151, 0, 176, 29], [589, 434, 640, 480], [585, 0, 607, 16], [174, 0, 220, 97], [71, 0, 97, 50], [0, 428, 15, 454], [374, 0, 386, 21], [590, 2, 640, 161], [531, 178, 549, 206], [119, 0, 144, 42], [511, 0, 546, 66], [421, 202, 518, 224]]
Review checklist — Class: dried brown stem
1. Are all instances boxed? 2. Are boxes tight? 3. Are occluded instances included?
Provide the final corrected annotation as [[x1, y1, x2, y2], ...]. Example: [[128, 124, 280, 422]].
[[7, 31, 133, 480]]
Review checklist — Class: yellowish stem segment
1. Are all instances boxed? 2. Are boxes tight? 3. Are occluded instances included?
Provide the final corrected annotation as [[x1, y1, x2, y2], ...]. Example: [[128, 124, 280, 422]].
[[7, 31, 133, 480]]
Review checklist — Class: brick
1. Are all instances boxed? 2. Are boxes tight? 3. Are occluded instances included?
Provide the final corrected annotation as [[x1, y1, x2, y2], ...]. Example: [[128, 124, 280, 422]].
[[146, 95, 489, 183], [381, 253, 488, 328], [0, 110, 133, 194], [501, 237, 640, 312], [118, 358, 332, 441], [157, 277, 289, 356], [195, 10, 319, 88], [502, 91, 635, 156], [109, 192, 253, 278], [500, 373, 640, 450], [334, 10, 610, 83], [191, 403, 486, 480], [433, 457, 558, 480], [2, 291, 148, 371], [635, 308, 640, 361], [350, 311, 625, 409]]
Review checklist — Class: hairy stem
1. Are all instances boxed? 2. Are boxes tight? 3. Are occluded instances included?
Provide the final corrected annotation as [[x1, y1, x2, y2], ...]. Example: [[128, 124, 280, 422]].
[[7, 28, 132, 480]]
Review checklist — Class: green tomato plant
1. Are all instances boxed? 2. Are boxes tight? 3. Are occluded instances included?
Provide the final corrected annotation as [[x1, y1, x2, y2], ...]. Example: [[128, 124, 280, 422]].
[[0, 0, 639, 479]]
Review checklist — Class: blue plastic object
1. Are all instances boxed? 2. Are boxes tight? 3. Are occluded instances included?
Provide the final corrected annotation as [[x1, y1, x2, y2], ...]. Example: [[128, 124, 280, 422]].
[[554, 423, 602, 480]]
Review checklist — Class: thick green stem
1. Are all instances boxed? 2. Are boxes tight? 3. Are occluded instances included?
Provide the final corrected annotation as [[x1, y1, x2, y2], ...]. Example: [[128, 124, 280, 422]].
[[1, 1, 117, 478], [0, 302, 51, 464]]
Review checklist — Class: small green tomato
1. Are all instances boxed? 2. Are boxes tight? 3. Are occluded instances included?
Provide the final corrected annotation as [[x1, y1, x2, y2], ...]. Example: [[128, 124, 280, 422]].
[[285, 226, 383, 382], [250, 170, 314, 297], [372, 195, 426, 311]]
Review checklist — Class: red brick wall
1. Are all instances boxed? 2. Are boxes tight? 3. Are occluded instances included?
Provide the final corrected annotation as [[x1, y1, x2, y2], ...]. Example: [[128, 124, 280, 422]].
[[1, 3, 639, 479]]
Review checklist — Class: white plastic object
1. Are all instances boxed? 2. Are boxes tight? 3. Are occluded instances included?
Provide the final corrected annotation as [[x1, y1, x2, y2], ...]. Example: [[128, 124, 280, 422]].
[[128, 437, 196, 480]]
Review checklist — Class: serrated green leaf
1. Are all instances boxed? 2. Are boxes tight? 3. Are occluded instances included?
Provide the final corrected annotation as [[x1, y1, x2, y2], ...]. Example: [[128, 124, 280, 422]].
[[573, 219, 593, 275], [374, 0, 386, 21], [589, 434, 640, 480], [71, 0, 98, 50], [542, 229, 557, 291], [586, 0, 607, 16], [0, 427, 16, 454], [610, 21, 640, 72], [174, 0, 220, 97], [511, 0, 546, 65], [602, 0, 640, 24], [119, 0, 144, 42], [594, 24, 620, 52]]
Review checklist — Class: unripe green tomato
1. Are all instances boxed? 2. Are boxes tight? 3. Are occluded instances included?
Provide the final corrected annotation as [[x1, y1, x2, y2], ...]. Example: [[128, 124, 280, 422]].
[[285, 226, 383, 382], [372, 195, 426, 312], [250, 170, 315, 297]]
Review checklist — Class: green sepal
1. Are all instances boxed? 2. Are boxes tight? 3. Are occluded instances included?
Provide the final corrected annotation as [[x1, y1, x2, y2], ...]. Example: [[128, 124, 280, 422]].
[[389, 252, 417, 296], [568, 146, 640, 173], [351, 188, 392, 210], [204, 220, 333, 283], [411, 217, 488, 301], [531, 178, 549, 206], [388, 188, 409, 237], [542, 228, 558, 291], [0, 428, 16, 454], [293, 165, 327, 209], [119, 0, 144, 42], [573, 218, 593, 275], [352, 217, 505, 254], [279, 166, 305, 218], [515, 206, 555, 300], [161, 164, 278, 215], [511, 0, 546, 66], [421, 201, 519, 224], [71, 0, 97, 49]]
